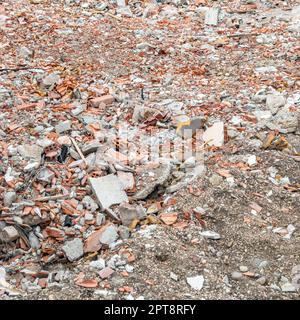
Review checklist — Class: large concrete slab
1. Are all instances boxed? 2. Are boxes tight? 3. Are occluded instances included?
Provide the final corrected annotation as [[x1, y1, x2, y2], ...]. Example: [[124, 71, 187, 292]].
[[89, 174, 128, 210]]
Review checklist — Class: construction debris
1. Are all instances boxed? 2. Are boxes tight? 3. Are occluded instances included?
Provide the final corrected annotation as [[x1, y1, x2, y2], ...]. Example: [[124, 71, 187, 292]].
[[203, 122, 224, 147], [186, 275, 205, 291], [205, 8, 219, 26], [62, 238, 84, 262], [89, 175, 128, 210], [0, 0, 299, 301]]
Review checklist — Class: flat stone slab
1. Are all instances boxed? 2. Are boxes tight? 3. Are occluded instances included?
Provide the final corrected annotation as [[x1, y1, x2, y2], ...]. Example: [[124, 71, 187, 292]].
[[89, 174, 128, 210]]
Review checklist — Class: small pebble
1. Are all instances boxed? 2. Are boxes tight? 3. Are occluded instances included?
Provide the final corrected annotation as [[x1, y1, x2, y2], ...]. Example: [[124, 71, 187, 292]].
[[239, 266, 248, 272], [231, 271, 243, 281]]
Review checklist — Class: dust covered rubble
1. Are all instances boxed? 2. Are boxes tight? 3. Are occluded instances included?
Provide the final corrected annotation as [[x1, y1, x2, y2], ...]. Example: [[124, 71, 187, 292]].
[[0, 0, 300, 299]]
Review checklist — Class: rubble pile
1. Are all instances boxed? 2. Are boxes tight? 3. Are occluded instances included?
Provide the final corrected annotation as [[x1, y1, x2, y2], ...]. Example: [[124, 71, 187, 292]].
[[0, 0, 299, 299]]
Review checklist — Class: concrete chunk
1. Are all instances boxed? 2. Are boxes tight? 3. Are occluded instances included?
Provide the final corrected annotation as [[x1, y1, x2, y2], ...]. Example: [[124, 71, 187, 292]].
[[281, 282, 297, 292], [4, 191, 17, 207], [0, 226, 19, 242], [18, 144, 43, 162], [187, 275, 204, 290], [117, 171, 135, 190], [266, 94, 286, 115], [36, 138, 54, 149], [200, 230, 221, 240], [82, 140, 101, 155], [118, 203, 146, 226], [37, 168, 55, 184], [89, 174, 128, 210], [62, 238, 84, 262], [42, 73, 60, 87], [99, 224, 118, 245], [24, 162, 40, 172], [89, 259, 106, 270], [55, 120, 71, 134], [205, 8, 219, 26], [96, 213, 105, 226]]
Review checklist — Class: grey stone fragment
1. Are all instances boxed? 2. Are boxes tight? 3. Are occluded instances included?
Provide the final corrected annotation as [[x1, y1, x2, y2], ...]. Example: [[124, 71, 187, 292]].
[[71, 104, 85, 116], [281, 282, 297, 292], [170, 272, 179, 281], [96, 213, 105, 226], [4, 191, 17, 207], [24, 162, 39, 172], [99, 225, 118, 245], [180, 156, 196, 169], [25, 283, 42, 293], [89, 174, 128, 210], [256, 34, 277, 44], [7, 145, 18, 156], [267, 107, 298, 133], [117, 0, 126, 7], [54, 271, 68, 282], [55, 120, 71, 134], [107, 254, 126, 269], [118, 225, 130, 239], [253, 90, 267, 103], [82, 140, 101, 155], [291, 274, 300, 290], [84, 213, 94, 222], [186, 275, 204, 290], [18, 144, 43, 162], [252, 258, 268, 269], [82, 196, 98, 213], [200, 230, 221, 240], [36, 138, 54, 149], [37, 168, 54, 184], [239, 266, 248, 272], [18, 46, 33, 59], [255, 66, 277, 73], [28, 232, 41, 249], [118, 203, 146, 226], [205, 8, 219, 26], [256, 276, 267, 285], [62, 238, 84, 262], [69, 148, 80, 160], [0, 226, 19, 242], [231, 271, 243, 280], [209, 174, 223, 186], [133, 163, 172, 200], [292, 265, 300, 275], [0, 221, 6, 230], [41, 73, 60, 88], [266, 94, 286, 115], [89, 258, 106, 270]]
